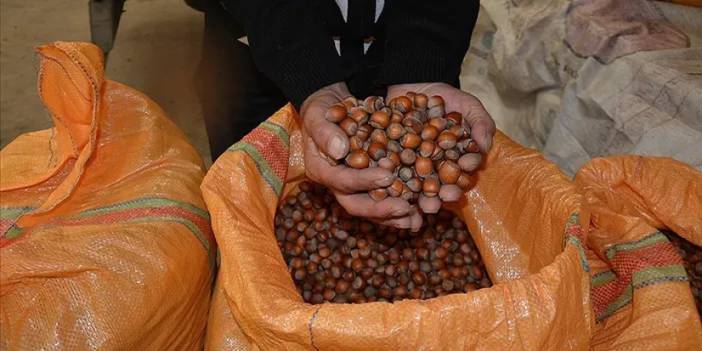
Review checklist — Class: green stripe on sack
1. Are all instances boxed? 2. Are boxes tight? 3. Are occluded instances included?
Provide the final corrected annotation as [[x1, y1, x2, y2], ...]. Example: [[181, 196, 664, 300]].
[[596, 265, 688, 321], [591, 271, 616, 287], [229, 142, 283, 194], [632, 264, 688, 288], [598, 285, 634, 321], [0, 207, 35, 220], [71, 198, 209, 219], [260, 121, 290, 147], [605, 232, 668, 260], [118, 216, 210, 253]]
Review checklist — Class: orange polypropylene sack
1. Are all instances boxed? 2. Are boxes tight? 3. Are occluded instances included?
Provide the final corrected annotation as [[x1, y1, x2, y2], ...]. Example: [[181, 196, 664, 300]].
[[201, 103, 700, 350], [0, 42, 214, 350], [575, 156, 702, 350]]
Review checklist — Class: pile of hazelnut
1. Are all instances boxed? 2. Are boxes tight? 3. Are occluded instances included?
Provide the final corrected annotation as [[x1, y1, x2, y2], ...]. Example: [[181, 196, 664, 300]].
[[664, 231, 702, 315], [325, 93, 482, 212], [276, 181, 491, 304]]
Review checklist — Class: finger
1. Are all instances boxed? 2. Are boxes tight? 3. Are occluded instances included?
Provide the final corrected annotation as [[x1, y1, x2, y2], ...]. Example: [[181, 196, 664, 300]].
[[458, 153, 482, 172], [408, 206, 423, 232], [462, 101, 496, 154], [418, 194, 441, 214], [373, 217, 412, 229], [305, 138, 396, 192], [303, 104, 350, 160], [439, 184, 463, 202], [334, 192, 411, 219]]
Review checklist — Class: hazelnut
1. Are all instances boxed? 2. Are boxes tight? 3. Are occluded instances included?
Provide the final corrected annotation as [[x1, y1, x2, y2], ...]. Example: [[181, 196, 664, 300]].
[[430, 146, 444, 161], [356, 124, 372, 141], [456, 173, 471, 190], [418, 140, 435, 158], [402, 117, 423, 134], [438, 160, 461, 184], [448, 124, 467, 139], [437, 131, 457, 150], [367, 142, 387, 161], [340, 118, 359, 136], [387, 151, 401, 166], [405, 110, 427, 123], [363, 95, 384, 113], [390, 112, 404, 123], [445, 112, 462, 126], [414, 157, 433, 178], [341, 96, 358, 110], [387, 179, 404, 197], [390, 96, 413, 113], [444, 148, 460, 161], [428, 96, 445, 119], [400, 148, 417, 166], [401, 184, 416, 201], [406, 178, 423, 193], [345, 150, 370, 169], [398, 167, 414, 182], [458, 153, 482, 172], [414, 93, 428, 110], [422, 177, 440, 197], [326, 104, 348, 123], [421, 125, 439, 141], [387, 140, 403, 154], [370, 129, 389, 146], [428, 117, 447, 132], [349, 136, 364, 151], [400, 133, 422, 149], [349, 107, 369, 125], [368, 189, 388, 201], [369, 111, 391, 129], [386, 123, 406, 140]]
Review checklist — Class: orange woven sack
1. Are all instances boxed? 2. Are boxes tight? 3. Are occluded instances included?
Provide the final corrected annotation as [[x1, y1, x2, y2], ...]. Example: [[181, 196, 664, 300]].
[[202, 105, 702, 350], [575, 156, 702, 350], [0, 42, 214, 350]]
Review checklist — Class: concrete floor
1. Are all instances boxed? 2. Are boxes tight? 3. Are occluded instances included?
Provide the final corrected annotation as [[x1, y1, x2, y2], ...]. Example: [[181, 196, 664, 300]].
[[0, 0, 211, 162]]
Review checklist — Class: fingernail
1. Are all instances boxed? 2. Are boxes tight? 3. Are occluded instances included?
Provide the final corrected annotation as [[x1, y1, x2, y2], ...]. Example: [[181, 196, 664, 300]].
[[374, 175, 395, 187], [328, 135, 347, 159]]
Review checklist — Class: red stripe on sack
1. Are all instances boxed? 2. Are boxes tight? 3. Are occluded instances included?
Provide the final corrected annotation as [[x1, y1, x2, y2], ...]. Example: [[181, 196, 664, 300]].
[[591, 242, 682, 316], [242, 127, 289, 182], [0, 219, 13, 236], [57, 206, 214, 247]]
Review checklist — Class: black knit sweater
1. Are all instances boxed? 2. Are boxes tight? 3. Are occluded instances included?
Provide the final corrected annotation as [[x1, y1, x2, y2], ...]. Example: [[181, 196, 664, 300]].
[[221, 0, 479, 108]]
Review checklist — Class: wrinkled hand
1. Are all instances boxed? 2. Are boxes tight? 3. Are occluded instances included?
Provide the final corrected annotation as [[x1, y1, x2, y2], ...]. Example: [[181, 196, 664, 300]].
[[300, 82, 423, 231], [387, 83, 496, 213]]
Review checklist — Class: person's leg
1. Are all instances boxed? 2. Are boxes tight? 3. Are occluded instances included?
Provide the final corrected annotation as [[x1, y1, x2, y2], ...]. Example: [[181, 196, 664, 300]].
[[197, 1, 286, 160]]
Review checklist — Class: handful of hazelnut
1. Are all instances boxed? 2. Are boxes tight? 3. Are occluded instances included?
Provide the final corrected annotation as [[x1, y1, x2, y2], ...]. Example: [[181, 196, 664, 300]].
[[325, 93, 482, 213], [276, 181, 491, 304]]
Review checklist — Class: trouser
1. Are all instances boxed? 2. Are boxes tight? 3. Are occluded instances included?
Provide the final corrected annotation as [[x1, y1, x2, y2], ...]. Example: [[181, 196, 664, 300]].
[[196, 1, 286, 160]]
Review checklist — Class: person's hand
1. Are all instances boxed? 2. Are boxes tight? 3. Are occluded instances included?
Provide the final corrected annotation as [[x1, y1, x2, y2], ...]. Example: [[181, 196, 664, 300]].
[[387, 83, 496, 213], [300, 82, 423, 231]]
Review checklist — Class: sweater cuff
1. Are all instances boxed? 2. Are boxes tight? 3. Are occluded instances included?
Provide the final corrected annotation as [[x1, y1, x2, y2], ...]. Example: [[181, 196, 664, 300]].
[[377, 46, 463, 87], [267, 48, 349, 110]]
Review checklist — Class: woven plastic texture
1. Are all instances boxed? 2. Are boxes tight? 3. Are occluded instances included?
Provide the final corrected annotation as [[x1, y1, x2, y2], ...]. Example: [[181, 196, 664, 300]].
[[202, 105, 702, 350], [0, 42, 213, 350]]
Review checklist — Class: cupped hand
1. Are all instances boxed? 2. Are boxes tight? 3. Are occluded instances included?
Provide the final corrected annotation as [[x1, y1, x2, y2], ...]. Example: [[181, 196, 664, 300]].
[[387, 83, 496, 213], [300, 82, 423, 231]]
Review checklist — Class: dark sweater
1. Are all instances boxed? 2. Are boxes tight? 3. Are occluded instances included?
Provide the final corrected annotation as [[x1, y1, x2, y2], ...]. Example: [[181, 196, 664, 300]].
[[221, 0, 479, 108]]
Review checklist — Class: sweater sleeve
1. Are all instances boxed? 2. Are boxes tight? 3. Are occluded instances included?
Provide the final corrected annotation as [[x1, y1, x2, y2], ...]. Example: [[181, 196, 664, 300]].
[[377, 0, 480, 87], [222, 0, 348, 108]]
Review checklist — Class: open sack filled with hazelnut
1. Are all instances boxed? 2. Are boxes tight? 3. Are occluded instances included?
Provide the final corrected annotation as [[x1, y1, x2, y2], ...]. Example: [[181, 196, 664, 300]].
[[201, 106, 702, 350]]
